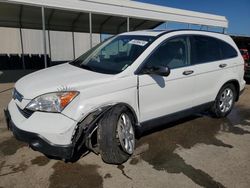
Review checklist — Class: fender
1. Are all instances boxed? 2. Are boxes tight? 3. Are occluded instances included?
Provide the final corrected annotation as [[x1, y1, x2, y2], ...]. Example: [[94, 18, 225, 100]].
[[215, 79, 240, 101], [71, 103, 139, 156]]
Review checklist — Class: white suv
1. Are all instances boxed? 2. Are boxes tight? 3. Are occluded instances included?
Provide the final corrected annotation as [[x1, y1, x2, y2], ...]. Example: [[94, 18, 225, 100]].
[[4, 30, 245, 164]]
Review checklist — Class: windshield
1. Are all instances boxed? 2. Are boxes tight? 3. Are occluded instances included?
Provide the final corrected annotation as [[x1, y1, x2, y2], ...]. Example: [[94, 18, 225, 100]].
[[70, 35, 155, 74]]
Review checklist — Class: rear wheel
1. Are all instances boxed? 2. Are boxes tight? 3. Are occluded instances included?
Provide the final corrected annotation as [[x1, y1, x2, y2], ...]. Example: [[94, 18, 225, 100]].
[[98, 105, 135, 164], [211, 83, 236, 118]]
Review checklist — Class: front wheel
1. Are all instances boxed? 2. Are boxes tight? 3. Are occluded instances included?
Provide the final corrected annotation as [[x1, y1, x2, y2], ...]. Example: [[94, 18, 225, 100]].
[[98, 105, 135, 164], [211, 84, 236, 118]]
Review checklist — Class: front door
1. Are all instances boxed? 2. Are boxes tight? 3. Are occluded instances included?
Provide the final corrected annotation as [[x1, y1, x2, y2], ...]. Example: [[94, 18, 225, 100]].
[[138, 36, 196, 123]]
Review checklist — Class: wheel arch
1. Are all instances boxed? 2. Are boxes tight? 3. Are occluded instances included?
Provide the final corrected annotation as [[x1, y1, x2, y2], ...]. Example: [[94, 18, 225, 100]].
[[111, 103, 139, 126], [220, 79, 240, 101], [70, 102, 139, 156]]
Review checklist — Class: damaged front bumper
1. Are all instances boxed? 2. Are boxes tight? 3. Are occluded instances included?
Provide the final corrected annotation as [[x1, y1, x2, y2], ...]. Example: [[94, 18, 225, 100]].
[[4, 102, 112, 160], [4, 108, 74, 159]]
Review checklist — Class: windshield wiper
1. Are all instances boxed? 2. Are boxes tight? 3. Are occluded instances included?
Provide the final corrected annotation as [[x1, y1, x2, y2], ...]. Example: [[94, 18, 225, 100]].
[[80, 64, 94, 71]]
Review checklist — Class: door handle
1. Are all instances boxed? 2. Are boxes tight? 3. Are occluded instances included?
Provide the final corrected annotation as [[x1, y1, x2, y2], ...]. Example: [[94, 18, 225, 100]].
[[183, 70, 194, 75], [219, 64, 227, 68]]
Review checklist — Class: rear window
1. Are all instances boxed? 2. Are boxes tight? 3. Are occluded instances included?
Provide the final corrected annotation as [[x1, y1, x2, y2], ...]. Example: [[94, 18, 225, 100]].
[[220, 41, 238, 59], [190, 35, 238, 65]]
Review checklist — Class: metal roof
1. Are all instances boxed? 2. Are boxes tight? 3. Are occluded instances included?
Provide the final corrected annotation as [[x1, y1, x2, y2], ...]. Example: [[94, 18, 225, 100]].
[[0, 0, 228, 34]]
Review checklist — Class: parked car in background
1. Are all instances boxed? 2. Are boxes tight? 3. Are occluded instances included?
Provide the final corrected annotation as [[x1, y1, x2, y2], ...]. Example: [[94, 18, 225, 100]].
[[245, 65, 250, 79], [240, 49, 250, 79], [244, 59, 250, 79], [240, 49, 249, 62], [4, 30, 245, 164]]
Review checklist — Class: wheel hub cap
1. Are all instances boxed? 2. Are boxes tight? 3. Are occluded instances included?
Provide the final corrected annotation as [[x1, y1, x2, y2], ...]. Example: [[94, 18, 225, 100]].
[[219, 88, 234, 113], [117, 113, 135, 154]]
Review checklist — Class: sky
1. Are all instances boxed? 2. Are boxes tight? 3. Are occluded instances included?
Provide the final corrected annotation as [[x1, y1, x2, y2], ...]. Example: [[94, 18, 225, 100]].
[[135, 0, 250, 36]]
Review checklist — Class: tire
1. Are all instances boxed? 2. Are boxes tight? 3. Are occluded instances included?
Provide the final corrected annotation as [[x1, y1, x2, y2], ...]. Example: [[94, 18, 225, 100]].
[[98, 105, 135, 164], [211, 83, 236, 118]]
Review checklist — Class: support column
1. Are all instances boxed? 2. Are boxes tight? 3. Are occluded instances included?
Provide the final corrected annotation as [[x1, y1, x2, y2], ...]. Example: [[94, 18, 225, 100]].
[[41, 6, 47, 68], [187, 23, 190, 29], [19, 28, 25, 69], [223, 28, 226, 34], [165, 21, 168, 30], [89, 12, 92, 49], [19, 5, 25, 69], [48, 30, 52, 61], [72, 32, 75, 59], [127, 17, 130, 32]]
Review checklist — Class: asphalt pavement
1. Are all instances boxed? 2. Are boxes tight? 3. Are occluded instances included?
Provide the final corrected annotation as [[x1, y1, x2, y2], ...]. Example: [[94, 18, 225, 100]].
[[0, 82, 250, 188]]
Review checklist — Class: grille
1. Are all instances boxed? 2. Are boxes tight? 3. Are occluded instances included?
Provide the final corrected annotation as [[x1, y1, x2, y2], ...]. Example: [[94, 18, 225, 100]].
[[16, 105, 34, 119]]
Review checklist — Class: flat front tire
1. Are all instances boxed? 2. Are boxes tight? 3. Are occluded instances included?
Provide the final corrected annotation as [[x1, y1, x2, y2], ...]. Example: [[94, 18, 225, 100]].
[[98, 105, 135, 164]]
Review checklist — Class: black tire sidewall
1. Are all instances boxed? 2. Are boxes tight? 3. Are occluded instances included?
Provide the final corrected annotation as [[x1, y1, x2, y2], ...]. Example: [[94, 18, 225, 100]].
[[98, 105, 135, 164]]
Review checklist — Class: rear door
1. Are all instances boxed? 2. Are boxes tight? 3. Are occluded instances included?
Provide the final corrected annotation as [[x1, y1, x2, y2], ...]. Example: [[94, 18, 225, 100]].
[[189, 35, 238, 105]]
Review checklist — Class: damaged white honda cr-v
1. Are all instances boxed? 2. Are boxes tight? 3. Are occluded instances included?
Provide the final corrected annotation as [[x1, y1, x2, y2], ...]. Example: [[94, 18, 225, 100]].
[[4, 30, 245, 164]]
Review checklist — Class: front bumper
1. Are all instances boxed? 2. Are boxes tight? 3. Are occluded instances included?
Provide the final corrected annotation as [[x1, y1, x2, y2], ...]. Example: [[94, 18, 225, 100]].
[[7, 99, 77, 145], [5, 98, 113, 159], [4, 108, 74, 159]]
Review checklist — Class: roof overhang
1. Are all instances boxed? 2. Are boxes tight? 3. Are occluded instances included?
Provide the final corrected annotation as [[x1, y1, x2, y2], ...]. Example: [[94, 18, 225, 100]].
[[0, 0, 228, 34]]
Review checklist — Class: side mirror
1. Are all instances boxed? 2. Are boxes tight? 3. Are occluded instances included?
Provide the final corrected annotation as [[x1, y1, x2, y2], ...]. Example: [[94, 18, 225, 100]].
[[142, 66, 170, 77]]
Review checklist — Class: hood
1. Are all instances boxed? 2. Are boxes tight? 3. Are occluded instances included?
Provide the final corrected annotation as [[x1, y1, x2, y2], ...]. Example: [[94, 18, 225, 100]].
[[15, 63, 114, 99]]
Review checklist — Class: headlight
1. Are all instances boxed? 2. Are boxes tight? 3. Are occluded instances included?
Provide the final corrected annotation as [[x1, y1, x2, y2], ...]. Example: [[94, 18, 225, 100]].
[[26, 91, 79, 112]]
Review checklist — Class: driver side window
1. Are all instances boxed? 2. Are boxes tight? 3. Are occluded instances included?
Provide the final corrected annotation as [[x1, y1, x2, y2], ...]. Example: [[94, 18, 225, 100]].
[[145, 36, 189, 69]]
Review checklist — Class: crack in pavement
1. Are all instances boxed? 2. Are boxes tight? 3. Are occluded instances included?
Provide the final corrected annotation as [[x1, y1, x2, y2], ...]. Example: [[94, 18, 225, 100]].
[[117, 164, 132, 180]]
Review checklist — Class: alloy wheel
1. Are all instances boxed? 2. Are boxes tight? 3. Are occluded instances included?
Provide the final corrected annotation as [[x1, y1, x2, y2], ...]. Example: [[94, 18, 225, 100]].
[[219, 88, 234, 113], [117, 113, 135, 154]]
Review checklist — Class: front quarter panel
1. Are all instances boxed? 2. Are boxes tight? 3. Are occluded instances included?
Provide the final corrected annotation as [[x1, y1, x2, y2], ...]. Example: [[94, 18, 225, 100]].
[[62, 75, 139, 123]]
